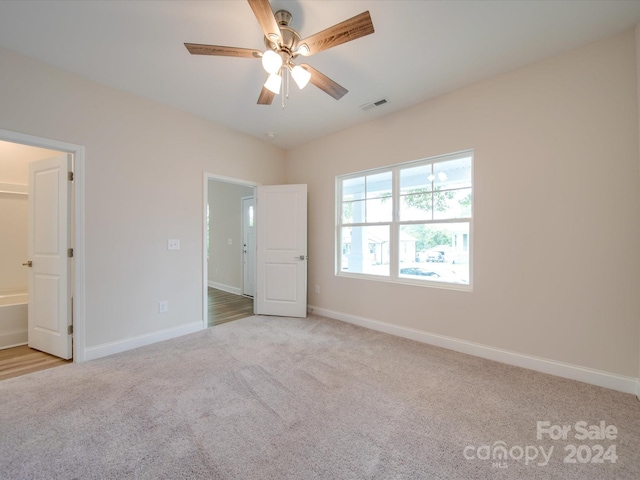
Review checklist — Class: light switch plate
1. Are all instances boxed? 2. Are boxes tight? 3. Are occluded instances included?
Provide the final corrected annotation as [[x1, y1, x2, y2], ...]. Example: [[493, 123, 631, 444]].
[[168, 239, 180, 250]]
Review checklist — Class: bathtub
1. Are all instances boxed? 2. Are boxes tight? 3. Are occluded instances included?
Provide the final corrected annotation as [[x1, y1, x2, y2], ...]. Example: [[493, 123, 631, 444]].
[[0, 291, 28, 350]]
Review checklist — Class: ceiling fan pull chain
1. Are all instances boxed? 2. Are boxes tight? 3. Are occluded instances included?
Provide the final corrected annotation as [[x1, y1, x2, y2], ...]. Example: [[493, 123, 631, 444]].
[[281, 68, 286, 109], [286, 67, 290, 100]]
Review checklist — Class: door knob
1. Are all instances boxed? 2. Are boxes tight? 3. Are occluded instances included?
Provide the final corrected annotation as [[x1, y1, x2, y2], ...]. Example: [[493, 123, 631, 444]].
[[22, 261, 32, 267]]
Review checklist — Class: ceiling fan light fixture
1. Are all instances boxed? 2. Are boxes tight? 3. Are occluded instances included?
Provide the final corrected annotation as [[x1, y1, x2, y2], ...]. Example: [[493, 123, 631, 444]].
[[291, 65, 311, 89], [296, 44, 310, 56], [262, 49, 282, 74], [264, 73, 282, 94]]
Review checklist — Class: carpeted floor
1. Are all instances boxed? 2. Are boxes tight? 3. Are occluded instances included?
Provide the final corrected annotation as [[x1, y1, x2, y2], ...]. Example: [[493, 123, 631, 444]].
[[1, 314, 639, 479]]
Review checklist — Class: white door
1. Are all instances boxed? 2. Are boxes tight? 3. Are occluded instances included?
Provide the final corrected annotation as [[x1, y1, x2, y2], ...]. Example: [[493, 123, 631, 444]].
[[256, 184, 307, 317], [27, 154, 72, 359], [242, 196, 256, 297]]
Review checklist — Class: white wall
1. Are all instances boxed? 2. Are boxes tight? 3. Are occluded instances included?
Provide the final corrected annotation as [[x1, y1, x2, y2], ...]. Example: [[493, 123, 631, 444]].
[[0, 46, 286, 352], [208, 180, 253, 293], [287, 29, 640, 381]]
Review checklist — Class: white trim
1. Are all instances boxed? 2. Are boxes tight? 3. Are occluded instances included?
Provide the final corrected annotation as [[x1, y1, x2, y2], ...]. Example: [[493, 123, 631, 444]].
[[84, 321, 203, 362], [0, 335, 28, 350], [310, 305, 639, 395], [208, 281, 241, 296], [0, 129, 86, 363], [0, 183, 28, 195], [203, 172, 259, 329]]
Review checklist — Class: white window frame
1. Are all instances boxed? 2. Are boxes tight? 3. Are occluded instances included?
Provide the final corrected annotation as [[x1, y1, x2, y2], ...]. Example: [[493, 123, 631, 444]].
[[336, 150, 473, 291]]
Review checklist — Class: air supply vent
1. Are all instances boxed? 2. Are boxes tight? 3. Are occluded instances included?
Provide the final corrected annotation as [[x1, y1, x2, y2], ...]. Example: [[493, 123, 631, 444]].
[[360, 98, 389, 111]]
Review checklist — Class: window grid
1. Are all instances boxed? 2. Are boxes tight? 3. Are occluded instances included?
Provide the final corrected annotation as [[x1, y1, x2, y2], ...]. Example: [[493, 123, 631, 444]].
[[337, 151, 473, 289]]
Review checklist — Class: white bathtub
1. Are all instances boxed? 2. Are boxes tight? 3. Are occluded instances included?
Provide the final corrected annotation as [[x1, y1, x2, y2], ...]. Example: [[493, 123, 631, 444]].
[[0, 291, 28, 350]]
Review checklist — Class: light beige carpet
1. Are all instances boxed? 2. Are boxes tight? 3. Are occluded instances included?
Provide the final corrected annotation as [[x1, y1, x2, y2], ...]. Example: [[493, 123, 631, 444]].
[[1, 314, 639, 479]]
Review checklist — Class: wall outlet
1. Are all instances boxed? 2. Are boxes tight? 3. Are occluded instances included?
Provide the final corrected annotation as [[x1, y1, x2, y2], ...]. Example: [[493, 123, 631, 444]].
[[159, 301, 168, 313], [314, 285, 320, 294], [227, 238, 233, 245], [168, 239, 180, 250]]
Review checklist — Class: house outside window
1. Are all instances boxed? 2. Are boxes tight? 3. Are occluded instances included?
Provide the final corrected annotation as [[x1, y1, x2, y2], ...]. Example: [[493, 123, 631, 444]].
[[336, 150, 473, 289]]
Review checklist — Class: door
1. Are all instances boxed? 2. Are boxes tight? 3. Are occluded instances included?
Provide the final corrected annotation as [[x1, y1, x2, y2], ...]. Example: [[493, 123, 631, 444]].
[[242, 196, 256, 297], [255, 184, 307, 317], [27, 154, 72, 359]]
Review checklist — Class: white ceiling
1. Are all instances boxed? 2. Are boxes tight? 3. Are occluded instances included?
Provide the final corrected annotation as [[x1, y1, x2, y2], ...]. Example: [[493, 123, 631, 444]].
[[1, 1, 640, 150]]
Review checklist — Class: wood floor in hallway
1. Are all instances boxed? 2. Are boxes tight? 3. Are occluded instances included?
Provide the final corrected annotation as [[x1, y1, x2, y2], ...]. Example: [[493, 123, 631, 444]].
[[208, 287, 254, 327], [0, 345, 71, 381]]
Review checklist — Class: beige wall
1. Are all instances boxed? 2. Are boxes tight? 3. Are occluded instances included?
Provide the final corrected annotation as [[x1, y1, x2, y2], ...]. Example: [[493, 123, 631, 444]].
[[0, 46, 286, 349], [287, 29, 640, 378], [208, 180, 253, 291]]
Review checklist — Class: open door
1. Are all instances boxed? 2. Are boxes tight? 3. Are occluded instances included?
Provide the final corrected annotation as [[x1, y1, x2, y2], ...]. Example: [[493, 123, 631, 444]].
[[27, 154, 72, 359], [255, 184, 307, 317]]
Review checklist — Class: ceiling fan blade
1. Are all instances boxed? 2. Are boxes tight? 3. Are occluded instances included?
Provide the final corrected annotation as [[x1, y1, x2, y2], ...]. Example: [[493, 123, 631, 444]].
[[185, 43, 262, 58], [297, 11, 374, 56], [257, 85, 275, 105], [300, 64, 348, 100], [247, 0, 282, 43]]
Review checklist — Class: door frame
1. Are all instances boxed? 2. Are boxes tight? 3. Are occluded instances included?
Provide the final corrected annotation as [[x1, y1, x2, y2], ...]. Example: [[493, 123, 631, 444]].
[[0, 128, 86, 362], [202, 172, 258, 329]]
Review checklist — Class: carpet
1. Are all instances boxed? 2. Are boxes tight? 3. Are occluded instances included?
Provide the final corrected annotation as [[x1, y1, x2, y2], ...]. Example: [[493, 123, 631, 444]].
[[1, 314, 639, 479]]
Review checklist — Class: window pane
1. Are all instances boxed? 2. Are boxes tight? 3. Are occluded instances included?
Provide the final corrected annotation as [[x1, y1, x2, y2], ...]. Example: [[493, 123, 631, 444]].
[[433, 188, 472, 219], [340, 226, 390, 276], [342, 199, 365, 224], [366, 197, 392, 222], [433, 157, 472, 191], [343, 176, 365, 201], [399, 223, 470, 285], [400, 164, 432, 194], [366, 171, 392, 199], [400, 192, 432, 221]]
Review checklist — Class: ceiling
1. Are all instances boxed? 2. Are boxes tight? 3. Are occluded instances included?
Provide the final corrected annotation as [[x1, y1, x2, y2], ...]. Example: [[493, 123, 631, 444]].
[[1, 1, 640, 150]]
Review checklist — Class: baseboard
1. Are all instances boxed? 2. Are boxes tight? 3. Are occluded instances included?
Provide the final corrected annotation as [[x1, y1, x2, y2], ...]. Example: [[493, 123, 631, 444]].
[[208, 281, 241, 296], [83, 321, 204, 362], [310, 305, 639, 396], [0, 331, 28, 350]]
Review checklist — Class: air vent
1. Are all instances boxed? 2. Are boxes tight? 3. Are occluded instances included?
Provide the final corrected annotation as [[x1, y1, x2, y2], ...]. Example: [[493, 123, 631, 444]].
[[360, 98, 389, 111]]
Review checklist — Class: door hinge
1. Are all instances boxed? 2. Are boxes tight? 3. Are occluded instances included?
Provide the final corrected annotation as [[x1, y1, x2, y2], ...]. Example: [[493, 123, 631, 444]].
[[68, 171, 74, 181], [68, 248, 74, 258], [68, 324, 73, 335]]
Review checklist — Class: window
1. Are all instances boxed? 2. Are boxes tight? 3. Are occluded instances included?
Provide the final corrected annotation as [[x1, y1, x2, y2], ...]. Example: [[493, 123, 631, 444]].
[[337, 151, 472, 289]]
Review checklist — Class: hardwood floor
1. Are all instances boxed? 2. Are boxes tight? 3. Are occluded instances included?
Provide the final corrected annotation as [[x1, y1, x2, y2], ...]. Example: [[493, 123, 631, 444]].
[[208, 287, 254, 327], [0, 288, 253, 381], [0, 345, 71, 381]]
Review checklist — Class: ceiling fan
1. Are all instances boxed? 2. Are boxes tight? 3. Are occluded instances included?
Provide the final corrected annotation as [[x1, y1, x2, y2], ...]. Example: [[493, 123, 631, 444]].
[[185, 0, 374, 105]]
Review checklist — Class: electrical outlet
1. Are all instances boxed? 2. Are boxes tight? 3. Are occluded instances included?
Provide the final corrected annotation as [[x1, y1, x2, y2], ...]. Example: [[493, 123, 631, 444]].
[[314, 285, 320, 294], [168, 239, 180, 250], [159, 301, 168, 313]]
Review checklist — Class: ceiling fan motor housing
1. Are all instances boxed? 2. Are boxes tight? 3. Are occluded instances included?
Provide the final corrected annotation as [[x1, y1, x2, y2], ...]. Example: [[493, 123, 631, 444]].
[[264, 10, 300, 59]]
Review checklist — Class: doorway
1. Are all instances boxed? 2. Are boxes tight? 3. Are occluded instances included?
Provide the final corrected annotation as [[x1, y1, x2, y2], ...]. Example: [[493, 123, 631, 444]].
[[0, 129, 85, 362], [203, 174, 257, 328]]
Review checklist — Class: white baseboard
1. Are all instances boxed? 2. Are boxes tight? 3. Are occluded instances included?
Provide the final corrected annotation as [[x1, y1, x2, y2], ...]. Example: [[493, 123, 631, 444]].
[[0, 332, 27, 350], [310, 305, 639, 396], [208, 281, 241, 296], [83, 321, 204, 362]]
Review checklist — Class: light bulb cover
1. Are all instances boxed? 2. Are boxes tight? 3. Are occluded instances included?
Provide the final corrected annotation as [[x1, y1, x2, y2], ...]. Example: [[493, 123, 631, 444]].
[[291, 65, 311, 89], [262, 50, 282, 74], [264, 73, 282, 94]]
